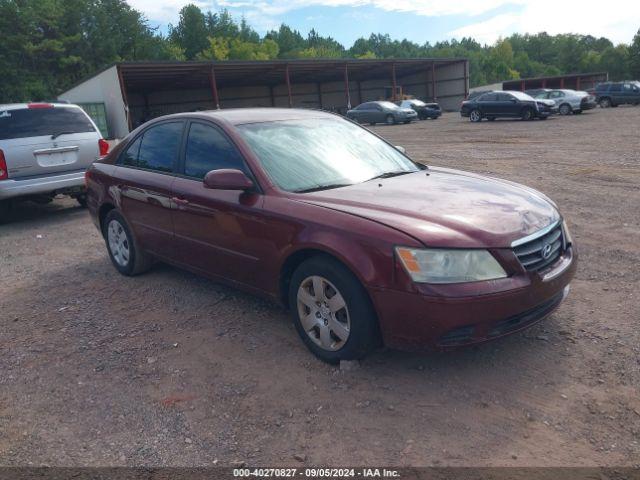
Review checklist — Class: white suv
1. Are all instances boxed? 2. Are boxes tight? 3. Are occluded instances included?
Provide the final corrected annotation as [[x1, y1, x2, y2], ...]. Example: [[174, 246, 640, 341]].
[[0, 102, 108, 221]]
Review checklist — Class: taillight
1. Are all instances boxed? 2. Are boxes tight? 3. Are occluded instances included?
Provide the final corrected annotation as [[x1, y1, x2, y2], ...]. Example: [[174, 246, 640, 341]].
[[98, 138, 109, 156], [0, 149, 8, 180]]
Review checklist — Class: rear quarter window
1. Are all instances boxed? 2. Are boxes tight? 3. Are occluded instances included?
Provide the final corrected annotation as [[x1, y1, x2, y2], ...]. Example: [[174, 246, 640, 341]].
[[0, 107, 96, 140]]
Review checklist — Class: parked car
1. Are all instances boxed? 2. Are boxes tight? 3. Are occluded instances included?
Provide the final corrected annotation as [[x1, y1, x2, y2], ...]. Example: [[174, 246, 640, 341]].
[[346, 101, 417, 125], [460, 91, 555, 122], [397, 99, 442, 119], [533, 89, 597, 115], [0, 102, 108, 220], [86, 108, 576, 362], [595, 81, 640, 107]]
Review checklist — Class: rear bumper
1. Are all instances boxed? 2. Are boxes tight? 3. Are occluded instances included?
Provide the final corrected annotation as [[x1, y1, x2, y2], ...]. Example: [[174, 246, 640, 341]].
[[369, 246, 577, 351], [580, 100, 597, 110], [0, 170, 86, 200]]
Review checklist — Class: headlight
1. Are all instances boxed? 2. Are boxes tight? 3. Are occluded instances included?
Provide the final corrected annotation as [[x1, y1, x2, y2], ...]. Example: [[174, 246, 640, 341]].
[[396, 247, 507, 284]]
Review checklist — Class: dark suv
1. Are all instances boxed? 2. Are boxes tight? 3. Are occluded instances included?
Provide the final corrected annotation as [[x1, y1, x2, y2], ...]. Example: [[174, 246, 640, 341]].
[[595, 81, 640, 108]]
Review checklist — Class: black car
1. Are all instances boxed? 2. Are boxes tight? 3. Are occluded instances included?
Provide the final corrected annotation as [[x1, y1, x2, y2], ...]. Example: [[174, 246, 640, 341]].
[[595, 81, 640, 107], [460, 91, 554, 122], [397, 99, 442, 119]]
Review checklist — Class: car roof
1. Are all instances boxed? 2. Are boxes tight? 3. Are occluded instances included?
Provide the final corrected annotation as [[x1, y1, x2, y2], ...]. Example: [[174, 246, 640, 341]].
[[185, 107, 338, 126]]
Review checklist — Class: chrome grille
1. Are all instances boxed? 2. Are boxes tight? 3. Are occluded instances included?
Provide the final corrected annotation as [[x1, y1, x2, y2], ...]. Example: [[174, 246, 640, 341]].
[[513, 222, 564, 272]]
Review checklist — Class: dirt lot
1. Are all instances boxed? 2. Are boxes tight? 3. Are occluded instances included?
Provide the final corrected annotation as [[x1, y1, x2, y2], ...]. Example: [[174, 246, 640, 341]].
[[1, 107, 639, 468]]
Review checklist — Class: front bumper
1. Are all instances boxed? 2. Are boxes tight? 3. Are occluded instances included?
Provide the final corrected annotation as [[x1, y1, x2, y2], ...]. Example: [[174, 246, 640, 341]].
[[369, 246, 577, 351], [0, 169, 86, 200]]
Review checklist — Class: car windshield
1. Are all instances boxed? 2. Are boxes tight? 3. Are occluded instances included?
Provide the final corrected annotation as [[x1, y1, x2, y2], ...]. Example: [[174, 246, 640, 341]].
[[237, 118, 420, 193]]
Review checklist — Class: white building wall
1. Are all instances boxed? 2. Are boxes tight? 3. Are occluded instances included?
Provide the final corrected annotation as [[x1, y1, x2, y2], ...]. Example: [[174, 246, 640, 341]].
[[58, 66, 128, 139]]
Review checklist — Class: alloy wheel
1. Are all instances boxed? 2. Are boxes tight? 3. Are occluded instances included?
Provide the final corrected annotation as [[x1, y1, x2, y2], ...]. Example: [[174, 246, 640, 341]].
[[559, 104, 571, 115], [470, 110, 481, 122], [107, 219, 130, 267], [297, 275, 351, 351]]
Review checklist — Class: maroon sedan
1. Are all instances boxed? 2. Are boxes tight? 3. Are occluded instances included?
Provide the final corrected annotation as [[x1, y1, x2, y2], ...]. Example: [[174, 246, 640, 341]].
[[86, 108, 576, 363]]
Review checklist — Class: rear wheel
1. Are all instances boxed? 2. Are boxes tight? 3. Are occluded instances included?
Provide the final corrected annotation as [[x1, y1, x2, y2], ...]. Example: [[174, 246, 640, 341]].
[[599, 97, 612, 108], [289, 256, 379, 363], [521, 108, 534, 121], [469, 109, 482, 122], [74, 194, 87, 208], [559, 103, 572, 115], [0, 200, 10, 224], [385, 114, 395, 125], [103, 210, 153, 276]]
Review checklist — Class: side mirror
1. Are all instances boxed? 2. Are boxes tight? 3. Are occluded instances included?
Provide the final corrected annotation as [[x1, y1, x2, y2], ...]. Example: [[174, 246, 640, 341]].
[[395, 145, 406, 154], [203, 169, 254, 191]]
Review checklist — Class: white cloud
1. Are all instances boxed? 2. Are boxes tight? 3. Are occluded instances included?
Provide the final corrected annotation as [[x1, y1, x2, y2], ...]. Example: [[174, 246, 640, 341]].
[[128, 0, 640, 44], [448, 0, 639, 45]]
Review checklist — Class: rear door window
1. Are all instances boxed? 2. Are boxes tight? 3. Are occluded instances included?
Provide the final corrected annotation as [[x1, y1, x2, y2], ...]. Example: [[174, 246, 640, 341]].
[[120, 121, 183, 173], [479, 93, 498, 101], [609, 84, 622, 92], [183, 122, 247, 179], [0, 106, 96, 140]]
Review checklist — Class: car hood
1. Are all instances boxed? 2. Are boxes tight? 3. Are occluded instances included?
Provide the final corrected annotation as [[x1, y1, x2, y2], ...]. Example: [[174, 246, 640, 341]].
[[536, 99, 556, 107], [295, 167, 560, 248]]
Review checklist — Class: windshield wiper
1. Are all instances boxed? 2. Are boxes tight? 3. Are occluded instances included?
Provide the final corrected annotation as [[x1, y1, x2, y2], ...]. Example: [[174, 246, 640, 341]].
[[293, 183, 352, 193], [51, 131, 76, 139], [365, 171, 413, 181]]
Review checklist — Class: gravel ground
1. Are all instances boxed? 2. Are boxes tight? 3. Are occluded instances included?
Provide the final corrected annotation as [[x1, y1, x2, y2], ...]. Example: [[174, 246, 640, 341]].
[[1, 106, 639, 467]]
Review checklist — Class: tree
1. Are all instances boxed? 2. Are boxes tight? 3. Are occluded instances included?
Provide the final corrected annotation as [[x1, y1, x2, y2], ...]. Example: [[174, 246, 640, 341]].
[[169, 4, 208, 60], [629, 29, 640, 79]]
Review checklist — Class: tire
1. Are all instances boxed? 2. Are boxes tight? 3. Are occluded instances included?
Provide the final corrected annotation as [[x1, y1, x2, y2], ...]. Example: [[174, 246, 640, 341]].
[[103, 210, 153, 276], [469, 109, 482, 122], [559, 103, 572, 115], [385, 114, 395, 125], [599, 97, 611, 108], [487, 116, 496, 121], [404, 120, 410, 124], [521, 108, 534, 121], [288, 255, 380, 363], [0, 200, 10, 224], [75, 194, 87, 208]]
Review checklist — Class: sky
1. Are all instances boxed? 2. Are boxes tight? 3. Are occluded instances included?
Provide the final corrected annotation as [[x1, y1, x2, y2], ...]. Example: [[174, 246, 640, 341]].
[[128, 0, 640, 47]]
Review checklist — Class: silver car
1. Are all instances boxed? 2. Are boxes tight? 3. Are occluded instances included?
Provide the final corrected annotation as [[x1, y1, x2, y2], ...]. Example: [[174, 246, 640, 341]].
[[346, 101, 418, 125], [0, 102, 106, 220], [534, 89, 597, 115]]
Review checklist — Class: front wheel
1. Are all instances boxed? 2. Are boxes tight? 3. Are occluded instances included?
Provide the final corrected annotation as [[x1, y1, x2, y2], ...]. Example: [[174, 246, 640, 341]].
[[289, 256, 380, 363], [521, 108, 534, 121], [469, 109, 482, 122], [103, 210, 153, 276], [385, 114, 395, 125], [599, 97, 611, 108], [559, 104, 572, 115]]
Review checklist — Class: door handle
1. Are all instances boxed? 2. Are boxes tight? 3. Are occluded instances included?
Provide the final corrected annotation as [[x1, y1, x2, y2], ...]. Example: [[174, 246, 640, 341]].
[[171, 196, 189, 206]]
